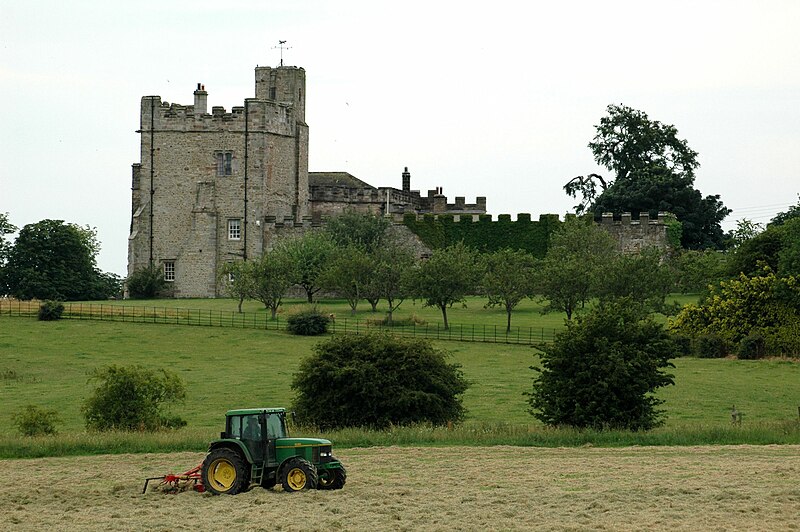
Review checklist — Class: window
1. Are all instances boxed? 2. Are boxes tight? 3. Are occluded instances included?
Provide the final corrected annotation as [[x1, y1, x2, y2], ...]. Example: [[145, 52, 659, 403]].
[[163, 261, 175, 282], [228, 219, 241, 240], [216, 152, 233, 176], [269, 87, 276, 100]]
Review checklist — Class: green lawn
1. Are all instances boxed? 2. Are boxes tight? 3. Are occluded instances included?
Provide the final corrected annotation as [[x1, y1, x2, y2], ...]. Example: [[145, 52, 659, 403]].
[[2, 316, 798, 440]]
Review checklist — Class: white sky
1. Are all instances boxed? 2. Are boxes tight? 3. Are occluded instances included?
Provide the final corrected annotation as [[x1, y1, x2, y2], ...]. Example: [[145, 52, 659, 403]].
[[1, 0, 799, 275]]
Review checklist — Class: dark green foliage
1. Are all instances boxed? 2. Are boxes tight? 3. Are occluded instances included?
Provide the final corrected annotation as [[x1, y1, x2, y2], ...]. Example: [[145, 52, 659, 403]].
[[770, 195, 800, 227], [669, 333, 693, 357], [322, 245, 374, 315], [695, 334, 729, 359], [403, 212, 561, 256], [126, 265, 167, 298], [292, 334, 469, 429], [37, 300, 64, 321], [528, 300, 675, 431], [82, 365, 186, 432], [728, 218, 800, 278], [11, 405, 60, 436], [281, 232, 336, 303], [324, 210, 389, 252], [286, 308, 330, 336], [598, 248, 673, 313], [738, 333, 766, 360], [573, 104, 730, 249], [671, 249, 729, 294], [0, 212, 17, 270], [3, 220, 119, 300]]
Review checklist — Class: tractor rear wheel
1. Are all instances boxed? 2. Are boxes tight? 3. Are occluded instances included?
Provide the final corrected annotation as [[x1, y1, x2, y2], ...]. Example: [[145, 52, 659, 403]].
[[317, 465, 346, 490], [201, 448, 249, 495], [281, 457, 318, 492]]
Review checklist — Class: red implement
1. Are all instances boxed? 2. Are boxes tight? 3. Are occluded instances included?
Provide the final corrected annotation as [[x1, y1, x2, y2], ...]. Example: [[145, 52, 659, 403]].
[[142, 463, 205, 494]]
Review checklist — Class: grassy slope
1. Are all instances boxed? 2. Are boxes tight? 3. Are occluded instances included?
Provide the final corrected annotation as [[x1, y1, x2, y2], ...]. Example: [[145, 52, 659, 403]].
[[2, 316, 799, 440]]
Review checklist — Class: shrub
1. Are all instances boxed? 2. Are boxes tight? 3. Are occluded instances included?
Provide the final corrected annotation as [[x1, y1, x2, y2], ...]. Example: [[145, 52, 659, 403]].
[[669, 333, 693, 357], [37, 300, 64, 321], [126, 265, 166, 299], [11, 405, 60, 436], [695, 334, 729, 358], [738, 333, 767, 360], [528, 299, 675, 431], [286, 308, 330, 336], [82, 365, 186, 431], [292, 334, 469, 429]]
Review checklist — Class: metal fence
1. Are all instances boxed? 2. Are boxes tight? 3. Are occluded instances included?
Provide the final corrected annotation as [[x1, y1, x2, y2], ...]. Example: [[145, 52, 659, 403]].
[[0, 299, 557, 345]]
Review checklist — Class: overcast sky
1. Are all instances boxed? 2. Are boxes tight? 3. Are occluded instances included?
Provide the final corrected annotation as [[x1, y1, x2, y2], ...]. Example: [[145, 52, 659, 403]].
[[2, 0, 799, 275]]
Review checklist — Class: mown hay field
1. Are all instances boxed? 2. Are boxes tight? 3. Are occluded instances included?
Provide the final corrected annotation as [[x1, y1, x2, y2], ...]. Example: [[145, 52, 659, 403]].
[[2, 445, 799, 531]]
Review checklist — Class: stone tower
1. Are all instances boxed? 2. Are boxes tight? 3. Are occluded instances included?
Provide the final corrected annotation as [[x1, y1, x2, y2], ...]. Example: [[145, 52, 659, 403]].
[[128, 66, 309, 298]]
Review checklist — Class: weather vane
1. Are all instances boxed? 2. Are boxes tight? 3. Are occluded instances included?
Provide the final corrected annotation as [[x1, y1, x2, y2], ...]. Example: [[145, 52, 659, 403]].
[[273, 40, 291, 67]]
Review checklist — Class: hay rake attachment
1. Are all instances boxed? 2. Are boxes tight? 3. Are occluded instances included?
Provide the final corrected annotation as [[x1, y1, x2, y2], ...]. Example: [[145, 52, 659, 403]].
[[142, 463, 205, 494]]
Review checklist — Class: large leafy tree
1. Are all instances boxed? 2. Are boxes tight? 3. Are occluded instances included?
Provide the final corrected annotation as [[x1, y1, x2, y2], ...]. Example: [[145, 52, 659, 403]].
[[0, 212, 17, 267], [324, 210, 389, 253], [565, 104, 730, 249], [528, 300, 675, 430], [280, 231, 336, 303], [414, 242, 480, 329], [2, 219, 119, 300], [536, 218, 616, 320], [322, 245, 375, 316], [482, 249, 537, 333], [728, 217, 800, 278]]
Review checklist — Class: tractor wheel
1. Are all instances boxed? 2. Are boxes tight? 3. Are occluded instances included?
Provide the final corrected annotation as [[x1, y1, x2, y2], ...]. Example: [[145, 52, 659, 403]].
[[281, 457, 318, 492], [201, 448, 249, 495], [317, 465, 346, 490]]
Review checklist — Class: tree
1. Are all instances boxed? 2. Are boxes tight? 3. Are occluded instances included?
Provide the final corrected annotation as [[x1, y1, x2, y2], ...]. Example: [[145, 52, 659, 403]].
[[249, 251, 293, 319], [126, 265, 167, 299], [414, 242, 480, 329], [292, 334, 469, 429], [0, 212, 17, 268], [220, 261, 255, 313], [371, 245, 416, 324], [597, 247, 673, 313], [727, 218, 764, 250], [82, 365, 186, 431], [322, 245, 374, 315], [770, 195, 800, 227], [482, 249, 537, 333], [536, 218, 616, 320], [671, 249, 728, 294], [324, 210, 389, 253], [280, 232, 336, 303], [528, 300, 675, 430], [566, 104, 730, 249], [728, 217, 800, 278], [2, 219, 118, 300]]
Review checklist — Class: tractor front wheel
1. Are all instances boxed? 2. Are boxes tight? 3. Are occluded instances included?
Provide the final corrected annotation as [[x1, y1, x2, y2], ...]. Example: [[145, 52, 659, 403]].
[[317, 465, 346, 490], [281, 457, 318, 492], [201, 448, 249, 495]]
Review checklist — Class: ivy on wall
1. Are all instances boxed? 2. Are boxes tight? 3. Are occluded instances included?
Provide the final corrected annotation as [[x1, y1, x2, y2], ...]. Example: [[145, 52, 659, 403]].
[[403, 213, 563, 257]]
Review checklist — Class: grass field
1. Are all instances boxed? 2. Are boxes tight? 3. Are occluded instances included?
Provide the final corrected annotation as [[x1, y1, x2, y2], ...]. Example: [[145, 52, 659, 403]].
[[2, 317, 800, 446], [2, 445, 799, 531]]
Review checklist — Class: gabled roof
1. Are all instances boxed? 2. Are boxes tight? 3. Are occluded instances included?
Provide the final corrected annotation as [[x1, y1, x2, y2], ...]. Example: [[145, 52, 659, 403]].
[[309, 172, 376, 189]]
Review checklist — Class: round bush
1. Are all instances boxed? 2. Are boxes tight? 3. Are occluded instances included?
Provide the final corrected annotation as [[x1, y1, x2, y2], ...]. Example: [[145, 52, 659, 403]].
[[38, 300, 64, 321], [291, 334, 469, 429], [738, 333, 766, 360], [82, 365, 186, 431], [695, 334, 729, 358], [11, 405, 60, 436], [286, 308, 330, 336]]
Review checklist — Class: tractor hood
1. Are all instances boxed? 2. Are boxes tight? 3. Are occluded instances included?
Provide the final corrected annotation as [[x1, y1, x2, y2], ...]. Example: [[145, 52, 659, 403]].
[[275, 437, 332, 448]]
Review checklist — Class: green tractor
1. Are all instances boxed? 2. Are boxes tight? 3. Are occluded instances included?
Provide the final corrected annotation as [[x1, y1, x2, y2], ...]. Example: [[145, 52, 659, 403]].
[[201, 407, 346, 494]]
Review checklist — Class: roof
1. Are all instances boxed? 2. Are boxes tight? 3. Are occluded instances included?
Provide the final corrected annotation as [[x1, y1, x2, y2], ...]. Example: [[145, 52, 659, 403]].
[[309, 171, 375, 189], [226, 407, 286, 416]]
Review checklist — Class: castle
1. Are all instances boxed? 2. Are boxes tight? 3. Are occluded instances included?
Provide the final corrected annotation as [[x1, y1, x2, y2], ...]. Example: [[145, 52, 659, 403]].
[[128, 65, 485, 298]]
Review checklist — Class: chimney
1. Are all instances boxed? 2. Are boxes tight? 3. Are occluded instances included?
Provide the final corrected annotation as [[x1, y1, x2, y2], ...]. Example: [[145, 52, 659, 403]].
[[193, 83, 208, 115], [402, 166, 411, 192]]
